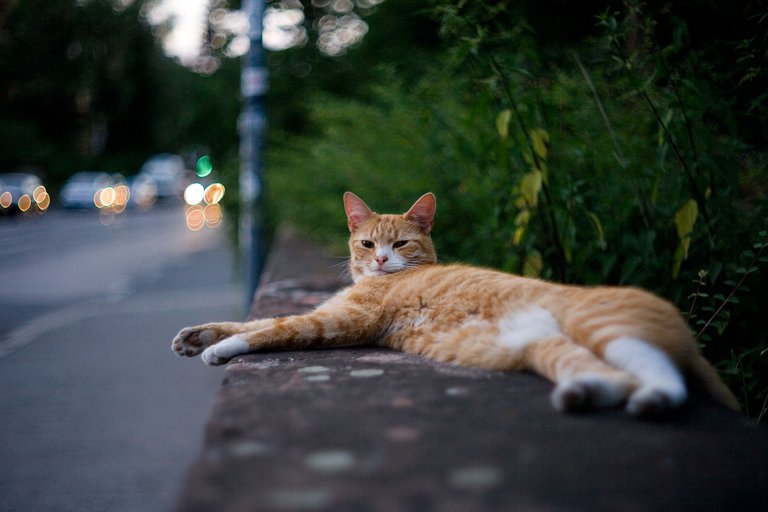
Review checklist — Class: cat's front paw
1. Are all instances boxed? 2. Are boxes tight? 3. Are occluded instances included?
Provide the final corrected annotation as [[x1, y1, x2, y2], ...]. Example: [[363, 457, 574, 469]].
[[172, 325, 227, 357], [201, 336, 251, 366]]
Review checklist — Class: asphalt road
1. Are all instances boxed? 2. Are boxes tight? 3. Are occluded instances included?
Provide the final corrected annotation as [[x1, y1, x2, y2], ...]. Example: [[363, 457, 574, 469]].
[[0, 205, 242, 512]]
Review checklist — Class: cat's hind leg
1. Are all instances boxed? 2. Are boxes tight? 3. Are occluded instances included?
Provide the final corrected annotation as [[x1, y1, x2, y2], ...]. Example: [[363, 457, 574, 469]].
[[525, 336, 638, 413], [603, 337, 687, 416], [495, 307, 637, 412]]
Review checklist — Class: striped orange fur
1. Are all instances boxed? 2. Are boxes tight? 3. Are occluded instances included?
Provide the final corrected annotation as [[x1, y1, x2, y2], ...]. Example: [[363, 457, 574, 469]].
[[173, 192, 739, 416]]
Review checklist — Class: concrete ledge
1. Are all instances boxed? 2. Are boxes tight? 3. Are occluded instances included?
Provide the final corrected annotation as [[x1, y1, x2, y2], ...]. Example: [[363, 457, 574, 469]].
[[176, 227, 768, 512]]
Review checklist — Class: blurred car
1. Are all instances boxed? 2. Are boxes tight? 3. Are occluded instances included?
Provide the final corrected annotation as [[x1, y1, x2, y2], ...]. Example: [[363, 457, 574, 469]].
[[0, 173, 50, 215], [127, 174, 157, 208], [60, 172, 113, 209], [137, 153, 187, 200]]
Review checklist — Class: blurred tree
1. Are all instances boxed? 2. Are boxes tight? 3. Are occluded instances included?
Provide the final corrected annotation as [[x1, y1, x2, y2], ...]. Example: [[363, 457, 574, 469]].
[[0, 0, 155, 181], [0, 0, 242, 186], [265, 0, 443, 136]]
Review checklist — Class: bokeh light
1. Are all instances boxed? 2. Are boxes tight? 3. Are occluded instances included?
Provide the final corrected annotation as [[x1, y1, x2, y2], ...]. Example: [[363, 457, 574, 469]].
[[37, 191, 50, 211], [114, 184, 130, 206], [264, 6, 308, 51], [0, 192, 11, 209], [184, 183, 205, 205], [186, 205, 205, 231], [17, 195, 31, 212], [196, 155, 213, 177], [204, 203, 223, 227], [204, 183, 225, 204], [99, 187, 116, 208], [33, 186, 47, 203]]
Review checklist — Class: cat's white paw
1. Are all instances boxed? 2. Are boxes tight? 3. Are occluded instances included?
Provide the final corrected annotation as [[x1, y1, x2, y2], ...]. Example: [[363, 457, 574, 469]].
[[201, 335, 251, 366], [626, 385, 687, 416], [604, 337, 687, 416], [551, 374, 631, 413], [172, 326, 224, 357]]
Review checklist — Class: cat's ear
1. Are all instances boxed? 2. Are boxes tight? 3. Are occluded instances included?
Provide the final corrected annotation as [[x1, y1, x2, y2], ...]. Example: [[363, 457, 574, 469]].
[[404, 192, 436, 234], [343, 191, 374, 232]]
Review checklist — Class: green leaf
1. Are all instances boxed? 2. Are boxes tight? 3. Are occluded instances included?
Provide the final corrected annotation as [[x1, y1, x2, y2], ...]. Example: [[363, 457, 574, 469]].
[[585, 211, 607, 249], [496, 109, 511, 140], [523, 250, 544, 277], [529, 128, 549, 160], [674, 199, 698, 258], [519, 171, 542, 208]]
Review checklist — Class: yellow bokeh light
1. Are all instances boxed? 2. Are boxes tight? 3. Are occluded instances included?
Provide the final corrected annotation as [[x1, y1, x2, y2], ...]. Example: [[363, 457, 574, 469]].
[[37, 193, 50, 211], [33, 185, 47, 203], [0, 191, 11, 209], [114, 184, 130, 206], [99, 187, 116, 208], [18, 194, 31, 212], [204, 183, 225, 204], [204, 203, 223, 227], [186, 205, 205, 231]]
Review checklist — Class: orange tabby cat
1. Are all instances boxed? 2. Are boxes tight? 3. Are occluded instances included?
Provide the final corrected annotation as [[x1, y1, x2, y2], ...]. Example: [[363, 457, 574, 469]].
[[173, 192, 738, 416]]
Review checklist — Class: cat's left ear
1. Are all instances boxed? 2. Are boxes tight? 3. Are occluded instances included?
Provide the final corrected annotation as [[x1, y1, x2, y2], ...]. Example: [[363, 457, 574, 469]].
[[343, 191, 375, 232], [404, 192, 436, 233]]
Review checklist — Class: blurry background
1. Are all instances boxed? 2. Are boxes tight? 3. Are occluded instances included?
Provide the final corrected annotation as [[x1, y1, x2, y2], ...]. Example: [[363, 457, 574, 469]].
[[0, 0, 766, 417]]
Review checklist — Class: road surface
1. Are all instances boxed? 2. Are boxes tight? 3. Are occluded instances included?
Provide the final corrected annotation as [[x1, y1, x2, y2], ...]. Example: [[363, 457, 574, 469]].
[[0, 206, 242, 512]]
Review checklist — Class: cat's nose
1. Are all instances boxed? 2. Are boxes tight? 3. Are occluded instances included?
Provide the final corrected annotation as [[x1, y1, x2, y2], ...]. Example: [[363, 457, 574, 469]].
[[376, 255, 388, 267]]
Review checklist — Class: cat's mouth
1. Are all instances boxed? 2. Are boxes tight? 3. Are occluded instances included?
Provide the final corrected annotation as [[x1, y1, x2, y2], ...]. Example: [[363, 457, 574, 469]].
[[369, 268, 394, 277]]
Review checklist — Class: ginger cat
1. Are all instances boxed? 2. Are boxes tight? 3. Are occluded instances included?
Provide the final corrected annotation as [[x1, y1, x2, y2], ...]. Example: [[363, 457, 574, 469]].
[[173, 192, 738, 416]]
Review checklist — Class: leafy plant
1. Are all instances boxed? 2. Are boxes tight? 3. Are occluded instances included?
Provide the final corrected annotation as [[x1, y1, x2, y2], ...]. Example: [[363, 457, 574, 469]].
[[265, 0, 768, 422]]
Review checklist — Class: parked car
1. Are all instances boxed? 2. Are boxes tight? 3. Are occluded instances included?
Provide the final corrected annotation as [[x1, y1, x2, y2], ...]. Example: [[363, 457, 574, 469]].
[[0, 172, 50, 215], [59, 172, 113, 209], [137, 153, 187, 200], [127, 174, 158, 208]]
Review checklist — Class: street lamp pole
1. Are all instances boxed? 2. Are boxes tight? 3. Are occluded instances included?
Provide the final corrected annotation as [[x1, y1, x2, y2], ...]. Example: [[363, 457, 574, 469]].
[[240, 0, 268, 310]]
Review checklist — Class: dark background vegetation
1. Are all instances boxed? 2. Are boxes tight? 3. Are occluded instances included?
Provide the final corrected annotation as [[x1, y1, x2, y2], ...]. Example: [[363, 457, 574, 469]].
[[1, 0, 766, 421]]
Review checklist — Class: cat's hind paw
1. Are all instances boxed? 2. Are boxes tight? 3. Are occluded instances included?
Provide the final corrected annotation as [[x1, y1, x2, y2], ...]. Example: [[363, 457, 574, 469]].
[[551, 374, 632, 413], [626, 385, 687, 417], [201, 336, 251, 366], [172, 326, 226, 357]]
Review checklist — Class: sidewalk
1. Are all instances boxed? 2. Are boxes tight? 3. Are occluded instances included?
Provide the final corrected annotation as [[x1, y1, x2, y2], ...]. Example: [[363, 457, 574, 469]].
[[176, 227, 768, 512]]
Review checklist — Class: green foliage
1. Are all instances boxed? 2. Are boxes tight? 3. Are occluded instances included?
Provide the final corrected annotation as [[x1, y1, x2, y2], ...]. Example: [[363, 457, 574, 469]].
[[266, 0, 768, 421]]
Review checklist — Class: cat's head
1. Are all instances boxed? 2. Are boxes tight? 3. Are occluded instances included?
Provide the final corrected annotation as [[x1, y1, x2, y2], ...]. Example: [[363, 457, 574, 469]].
[[343, 192, 437, 282]]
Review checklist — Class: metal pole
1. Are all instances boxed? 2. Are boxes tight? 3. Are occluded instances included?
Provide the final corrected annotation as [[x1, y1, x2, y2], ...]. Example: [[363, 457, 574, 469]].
[[239, 0, 267, 311]]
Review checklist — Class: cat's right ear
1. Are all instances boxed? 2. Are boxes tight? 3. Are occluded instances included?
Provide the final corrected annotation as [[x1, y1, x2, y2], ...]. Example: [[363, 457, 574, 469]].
[[343, 192, 374, 232]]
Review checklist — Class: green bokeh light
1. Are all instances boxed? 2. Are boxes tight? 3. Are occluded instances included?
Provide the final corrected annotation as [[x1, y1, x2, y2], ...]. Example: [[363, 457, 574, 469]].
[[196, 155, 213, 177]]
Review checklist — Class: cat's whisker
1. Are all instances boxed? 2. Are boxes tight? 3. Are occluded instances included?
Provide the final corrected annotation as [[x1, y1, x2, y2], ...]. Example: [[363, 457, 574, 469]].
[[329, 257, 352, 281]]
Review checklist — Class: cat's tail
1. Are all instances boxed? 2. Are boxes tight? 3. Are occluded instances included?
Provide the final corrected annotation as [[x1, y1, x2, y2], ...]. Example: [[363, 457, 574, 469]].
[[687, 354, 740, 410]]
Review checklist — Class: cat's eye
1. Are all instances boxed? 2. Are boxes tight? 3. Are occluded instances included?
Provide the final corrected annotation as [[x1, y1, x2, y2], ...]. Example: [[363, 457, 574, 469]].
[[361, 240, 374, 249], [393, 240, 408, 249]]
